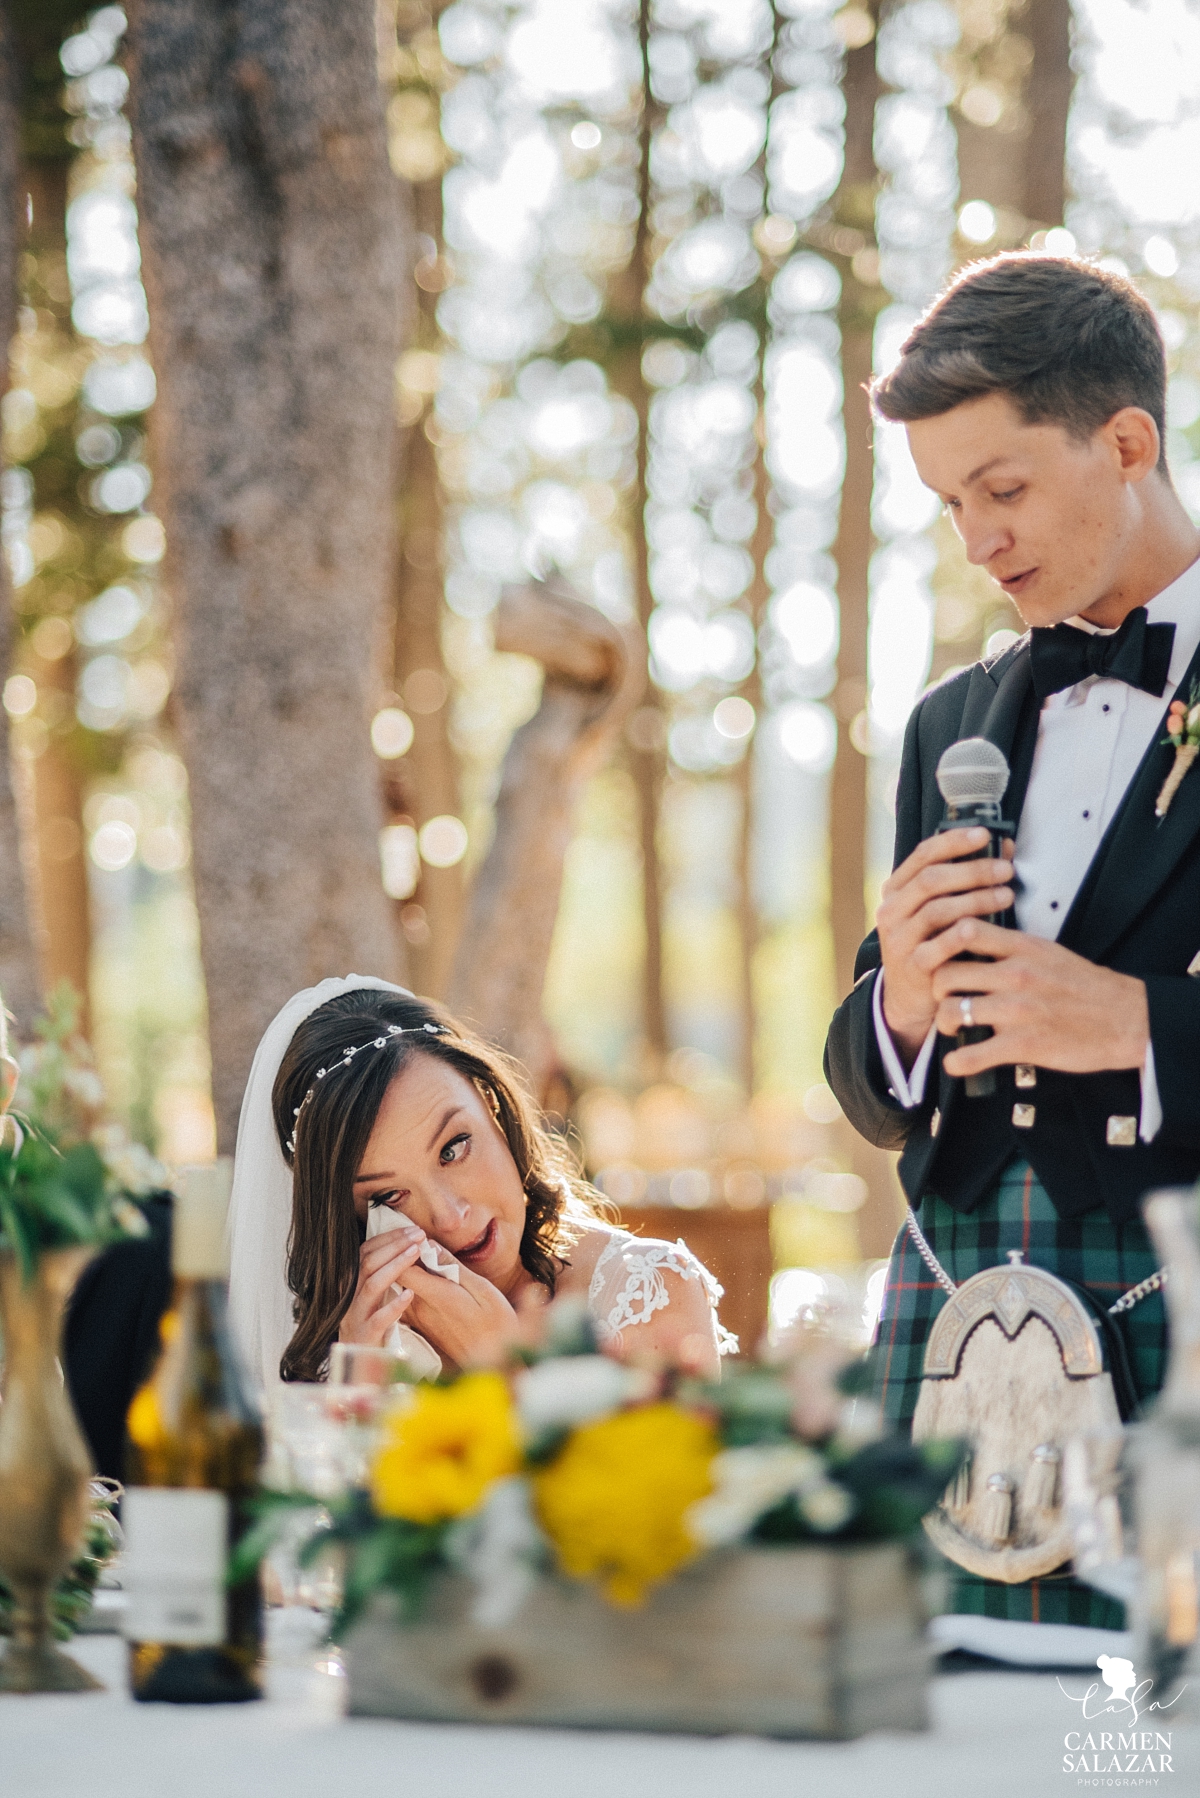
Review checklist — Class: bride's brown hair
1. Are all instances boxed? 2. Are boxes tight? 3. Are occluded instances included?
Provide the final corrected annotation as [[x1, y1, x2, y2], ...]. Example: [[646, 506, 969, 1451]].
[[272, 989, 591, 1382]]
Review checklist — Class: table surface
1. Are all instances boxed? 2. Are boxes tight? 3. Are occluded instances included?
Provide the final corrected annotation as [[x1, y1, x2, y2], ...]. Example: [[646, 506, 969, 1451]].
[[2, 1632, 1196, 1798]]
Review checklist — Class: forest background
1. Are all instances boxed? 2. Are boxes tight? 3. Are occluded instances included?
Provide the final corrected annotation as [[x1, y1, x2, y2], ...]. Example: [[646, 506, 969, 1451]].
[[2, 0, 1198, 1345]]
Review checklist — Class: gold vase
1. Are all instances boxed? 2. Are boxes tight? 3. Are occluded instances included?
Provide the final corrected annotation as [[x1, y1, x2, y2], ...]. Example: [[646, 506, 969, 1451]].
[[0, 1246, 103, 1692]]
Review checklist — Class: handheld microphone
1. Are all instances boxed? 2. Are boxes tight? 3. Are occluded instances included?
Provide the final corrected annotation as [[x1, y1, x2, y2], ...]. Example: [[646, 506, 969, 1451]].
[[934, 738, 1013, 1099]]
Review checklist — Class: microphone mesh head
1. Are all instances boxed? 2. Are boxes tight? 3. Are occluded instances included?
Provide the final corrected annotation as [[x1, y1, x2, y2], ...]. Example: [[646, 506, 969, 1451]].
[[935, 737, 1010, 807]]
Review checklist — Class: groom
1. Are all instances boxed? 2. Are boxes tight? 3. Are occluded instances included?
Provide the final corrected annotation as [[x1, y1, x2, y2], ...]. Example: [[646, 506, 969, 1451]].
[[824, 253, 1200, 1642]]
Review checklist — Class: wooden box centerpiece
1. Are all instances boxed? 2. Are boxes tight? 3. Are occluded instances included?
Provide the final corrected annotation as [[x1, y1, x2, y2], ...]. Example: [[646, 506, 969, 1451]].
[[345, 1539, 932, 1739]]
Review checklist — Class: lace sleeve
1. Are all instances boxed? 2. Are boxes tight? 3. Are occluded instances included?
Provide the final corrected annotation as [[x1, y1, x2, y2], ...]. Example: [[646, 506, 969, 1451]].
[[587, 1231, 739, 1356]]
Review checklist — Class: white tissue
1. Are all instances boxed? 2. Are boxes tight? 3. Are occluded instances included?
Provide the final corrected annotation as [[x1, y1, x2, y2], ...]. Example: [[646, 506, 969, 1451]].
[[363, 1207, 460, 1378]]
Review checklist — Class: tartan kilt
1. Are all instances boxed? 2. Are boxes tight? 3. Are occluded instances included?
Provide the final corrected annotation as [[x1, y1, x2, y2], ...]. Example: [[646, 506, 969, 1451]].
[[868, 1157, 1168, 1631]]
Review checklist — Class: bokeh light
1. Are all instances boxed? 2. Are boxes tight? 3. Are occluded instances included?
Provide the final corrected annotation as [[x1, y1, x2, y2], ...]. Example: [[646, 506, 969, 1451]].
[[90, 819, 137, 872], [3, 674, 37, 717], [419, 814, 469, 868], [371, 707, 416, 759], [380, 823, 421, 899], [777, 702, 836, 773]]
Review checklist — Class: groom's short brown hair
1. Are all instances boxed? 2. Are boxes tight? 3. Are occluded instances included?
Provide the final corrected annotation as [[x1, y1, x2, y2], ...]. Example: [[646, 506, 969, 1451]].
[[872, 253, 1169, 469]]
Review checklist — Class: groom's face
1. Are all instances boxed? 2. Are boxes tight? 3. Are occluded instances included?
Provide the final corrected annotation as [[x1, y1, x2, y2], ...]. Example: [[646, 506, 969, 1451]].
[[906, 390, 1161, 629]]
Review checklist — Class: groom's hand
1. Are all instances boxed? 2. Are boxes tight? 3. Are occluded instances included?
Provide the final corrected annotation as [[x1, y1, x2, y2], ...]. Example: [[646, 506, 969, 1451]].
[[877, 827, 1015, 1066], [928, 918, 1149, 1075]]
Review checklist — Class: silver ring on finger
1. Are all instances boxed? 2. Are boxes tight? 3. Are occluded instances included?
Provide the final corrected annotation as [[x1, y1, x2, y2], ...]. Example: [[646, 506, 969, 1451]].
[[959, 996, 975, 1031]]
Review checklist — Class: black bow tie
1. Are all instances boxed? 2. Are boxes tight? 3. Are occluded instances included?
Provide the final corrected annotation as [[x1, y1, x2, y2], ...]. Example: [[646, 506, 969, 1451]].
[[1029, 607, 1176, 703]]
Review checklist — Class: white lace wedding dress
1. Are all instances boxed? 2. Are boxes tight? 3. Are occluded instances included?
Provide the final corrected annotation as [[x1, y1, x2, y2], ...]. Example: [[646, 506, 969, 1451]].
[[586, 1227, 738, 1357]]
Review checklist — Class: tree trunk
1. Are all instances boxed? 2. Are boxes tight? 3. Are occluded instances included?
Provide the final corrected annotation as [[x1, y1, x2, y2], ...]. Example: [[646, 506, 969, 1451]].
[[953, 1, 1070, 238], [0, 0, 41, 1032], [829, 22, 879, 1008], [1022, 0, 1072, 229], [126, 0, 408, 1148], [829, 9, 905, 1260], [387, 3, 463, 998], [931, 1, 1073, 697], [448, 579, 642, 1092], [608, 0, 667, 1070], [27, 649, 90, 1022], [392, 422, 462, 996]]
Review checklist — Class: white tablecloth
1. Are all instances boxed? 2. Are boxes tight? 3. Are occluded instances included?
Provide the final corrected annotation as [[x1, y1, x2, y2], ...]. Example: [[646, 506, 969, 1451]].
[[2, 1634, 1196, 1798]]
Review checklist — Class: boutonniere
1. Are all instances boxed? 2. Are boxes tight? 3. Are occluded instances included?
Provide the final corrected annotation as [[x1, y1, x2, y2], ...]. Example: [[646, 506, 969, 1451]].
[[1156, 680, 1200, 819]]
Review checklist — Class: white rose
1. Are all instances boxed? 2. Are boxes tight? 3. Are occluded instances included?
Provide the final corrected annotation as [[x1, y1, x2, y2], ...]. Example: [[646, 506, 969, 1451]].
[[799, 1480, 856, 1532], [94, 1125, 168, 1195], [687, 1494, 760, 1548], [710, 1443, 825, 1499], [515, 1355, 639, 1434], [685, 1444, 829, 1548]]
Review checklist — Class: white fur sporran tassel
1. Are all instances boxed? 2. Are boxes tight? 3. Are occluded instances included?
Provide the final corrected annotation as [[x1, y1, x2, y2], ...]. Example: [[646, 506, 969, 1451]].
[[1025, 1443, 1061, 1511], [946, 1456, 971, 1513], [981, 1473, 1014, 1545]]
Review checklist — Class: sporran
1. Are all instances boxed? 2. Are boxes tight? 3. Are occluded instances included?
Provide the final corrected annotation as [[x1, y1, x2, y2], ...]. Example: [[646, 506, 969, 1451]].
[[907, 1209, 1162, 1584]]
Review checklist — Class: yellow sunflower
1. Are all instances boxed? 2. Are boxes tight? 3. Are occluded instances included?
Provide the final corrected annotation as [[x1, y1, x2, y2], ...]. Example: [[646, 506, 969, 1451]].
[[370, 1371, 522, 1524], [532, 1402, 717, 1607]]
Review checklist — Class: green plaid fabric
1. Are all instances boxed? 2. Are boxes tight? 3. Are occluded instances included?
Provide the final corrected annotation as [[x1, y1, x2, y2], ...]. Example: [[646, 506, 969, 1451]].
[[869, 1157, 1167, 1631]]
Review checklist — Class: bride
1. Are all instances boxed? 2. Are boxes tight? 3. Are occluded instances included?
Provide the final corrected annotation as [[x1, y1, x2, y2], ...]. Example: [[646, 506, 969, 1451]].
[[227, 976, 734, 1392]]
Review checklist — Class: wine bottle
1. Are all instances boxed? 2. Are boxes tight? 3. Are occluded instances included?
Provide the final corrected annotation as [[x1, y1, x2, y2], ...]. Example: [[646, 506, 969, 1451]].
[[123, 1160, 265, 1703]]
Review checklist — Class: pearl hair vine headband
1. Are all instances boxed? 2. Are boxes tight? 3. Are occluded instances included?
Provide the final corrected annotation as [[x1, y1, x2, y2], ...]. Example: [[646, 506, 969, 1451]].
[[286, 1020, 445, 1153]]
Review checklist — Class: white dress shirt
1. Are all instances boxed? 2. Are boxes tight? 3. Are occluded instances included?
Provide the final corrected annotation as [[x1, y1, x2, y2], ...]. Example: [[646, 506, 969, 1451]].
[[874, 555, 1200, 1141]]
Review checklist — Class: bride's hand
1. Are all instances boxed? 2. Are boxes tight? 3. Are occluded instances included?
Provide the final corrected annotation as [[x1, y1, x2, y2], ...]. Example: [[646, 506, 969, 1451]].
[[402, 1253, 521, 1366], [338, 1226, 427, 1347]]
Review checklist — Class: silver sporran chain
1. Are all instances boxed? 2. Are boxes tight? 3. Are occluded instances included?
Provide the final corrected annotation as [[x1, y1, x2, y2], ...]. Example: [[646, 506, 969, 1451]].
[[903, 1207, 1166, 1317]]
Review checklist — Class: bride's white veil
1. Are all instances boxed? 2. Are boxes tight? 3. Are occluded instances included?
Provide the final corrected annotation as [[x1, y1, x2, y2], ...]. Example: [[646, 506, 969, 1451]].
[[226, 973, 410, 1395]]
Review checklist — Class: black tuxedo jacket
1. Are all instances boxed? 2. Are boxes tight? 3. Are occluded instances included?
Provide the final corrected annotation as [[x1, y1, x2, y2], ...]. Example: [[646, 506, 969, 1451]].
[[64, 1193, 173, 1481], [824, 631, 1200, 1224]]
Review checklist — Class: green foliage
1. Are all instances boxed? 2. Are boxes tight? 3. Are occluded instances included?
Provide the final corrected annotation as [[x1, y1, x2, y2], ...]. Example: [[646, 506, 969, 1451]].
[[13, 983, 102, 1139], [850, 1437, 965, 1539], [0, 987, 150, 1277], [748, 1439, 968, 1546], [682, 1363, 797, 1446], [829, 1436, 969, 1540], [0, 1132, 112, 1279], [690, 1358, 968, 1544], [334, 1513, 449, 1633], [835, 1356, 876, 1397], [224, 1490, 326, 1590], [230, 1489, 448, 1639]]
